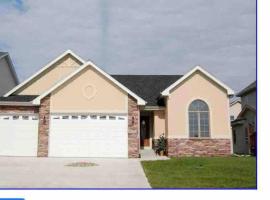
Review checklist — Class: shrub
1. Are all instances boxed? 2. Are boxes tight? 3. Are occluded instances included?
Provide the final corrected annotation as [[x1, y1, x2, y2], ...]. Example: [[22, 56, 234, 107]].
[[156, 133, 167, 155]]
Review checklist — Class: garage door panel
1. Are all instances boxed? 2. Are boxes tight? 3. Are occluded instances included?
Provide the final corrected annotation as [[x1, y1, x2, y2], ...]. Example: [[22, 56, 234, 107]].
[[0, 115, 39, 156], [49, 114, 128, 158]]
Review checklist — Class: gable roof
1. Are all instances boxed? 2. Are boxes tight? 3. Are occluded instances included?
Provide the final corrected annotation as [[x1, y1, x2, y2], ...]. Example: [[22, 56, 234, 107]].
[[237, 81, 256, 97], [32, 62, 147, 106], [0, 52, 19, 85], [112, 75, 182, 106], [3, 50, 85, 97], [237, 104, 256, 118], [161, 66, 234, 96]]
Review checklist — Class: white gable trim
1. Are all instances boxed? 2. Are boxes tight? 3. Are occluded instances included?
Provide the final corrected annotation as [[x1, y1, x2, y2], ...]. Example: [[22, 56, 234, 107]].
[[32, 61, 147, 106], [4, 50, 85, 97], [161, 66, 234, 96]]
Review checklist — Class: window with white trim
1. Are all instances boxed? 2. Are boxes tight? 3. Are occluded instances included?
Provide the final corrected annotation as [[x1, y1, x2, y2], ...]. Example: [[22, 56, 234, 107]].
[[188, 99, 210, 138]]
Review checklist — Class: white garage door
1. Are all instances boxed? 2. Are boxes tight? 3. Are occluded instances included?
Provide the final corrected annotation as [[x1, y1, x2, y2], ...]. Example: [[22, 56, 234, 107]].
[[49, 114, 128, 158], [0, 114, 39, 156]]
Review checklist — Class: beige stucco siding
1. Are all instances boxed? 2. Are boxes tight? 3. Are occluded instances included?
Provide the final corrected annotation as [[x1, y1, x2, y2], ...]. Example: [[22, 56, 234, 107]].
[[50, 67, 128, 113], [17, 55, 82, 95], [153, 110, 166, 139], [167, 71, 231, 139]]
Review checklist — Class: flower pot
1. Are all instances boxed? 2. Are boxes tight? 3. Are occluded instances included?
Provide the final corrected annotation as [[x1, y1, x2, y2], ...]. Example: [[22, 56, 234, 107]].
[[159, 150, 164, 156]]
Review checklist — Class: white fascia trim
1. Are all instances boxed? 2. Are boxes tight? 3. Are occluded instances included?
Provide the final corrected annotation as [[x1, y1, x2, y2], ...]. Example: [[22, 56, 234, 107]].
[[32, 61, 147, 106], [161, 65, 234, 96], [0, 102, 37, 106], [4, 50, 85, 97]]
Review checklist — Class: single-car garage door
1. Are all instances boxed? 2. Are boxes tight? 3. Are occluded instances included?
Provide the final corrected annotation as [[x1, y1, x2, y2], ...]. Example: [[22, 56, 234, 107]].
[[0, 114, 39, 156], [49, 114, 128, 158]]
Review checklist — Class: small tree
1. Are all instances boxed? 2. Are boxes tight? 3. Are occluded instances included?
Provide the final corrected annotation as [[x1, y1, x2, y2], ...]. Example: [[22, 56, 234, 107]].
[[157, 133, 167, 155]]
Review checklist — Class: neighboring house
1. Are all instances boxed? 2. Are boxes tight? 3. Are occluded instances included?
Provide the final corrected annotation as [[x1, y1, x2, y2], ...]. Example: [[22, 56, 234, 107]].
[[0, 50, 234, 158], [0, 52, 19, 96], [231, 81, 256, 155], [230, 99, 241, 121]]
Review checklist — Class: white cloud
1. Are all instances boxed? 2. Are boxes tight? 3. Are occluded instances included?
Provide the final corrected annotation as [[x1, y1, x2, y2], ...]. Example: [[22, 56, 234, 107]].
[[0, 0, 256, 92]]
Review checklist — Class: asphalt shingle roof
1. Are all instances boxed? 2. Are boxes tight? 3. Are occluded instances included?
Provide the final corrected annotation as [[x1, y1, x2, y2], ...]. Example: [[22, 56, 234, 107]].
[[0, 52, 8, 58], [0, 95, 38, 102], [0, 75, 182, 106], [111, 75, 182, 106], [237, 81, 256, 97]]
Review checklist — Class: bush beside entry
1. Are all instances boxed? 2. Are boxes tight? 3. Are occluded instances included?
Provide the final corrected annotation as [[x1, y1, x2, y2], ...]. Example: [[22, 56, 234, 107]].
[[156, 134, 167, 156]]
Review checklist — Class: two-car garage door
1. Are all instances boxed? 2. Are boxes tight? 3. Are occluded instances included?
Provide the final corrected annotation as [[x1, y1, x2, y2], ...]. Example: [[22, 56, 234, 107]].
[[0, 114, 128, 158], [49, 114, 128, 158]]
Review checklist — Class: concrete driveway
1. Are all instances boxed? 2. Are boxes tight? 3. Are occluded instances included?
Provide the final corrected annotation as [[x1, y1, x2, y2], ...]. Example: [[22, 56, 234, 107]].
[[0, 157, 150, 188]]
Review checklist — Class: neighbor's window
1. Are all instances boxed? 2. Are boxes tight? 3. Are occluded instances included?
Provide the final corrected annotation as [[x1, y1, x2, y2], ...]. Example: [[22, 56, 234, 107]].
[[188, 99, 210, 138]]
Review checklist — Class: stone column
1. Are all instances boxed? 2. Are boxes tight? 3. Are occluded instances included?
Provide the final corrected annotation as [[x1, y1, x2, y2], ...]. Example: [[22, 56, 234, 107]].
[[128, 95, 140, 158], [37, 95, 50, 157]]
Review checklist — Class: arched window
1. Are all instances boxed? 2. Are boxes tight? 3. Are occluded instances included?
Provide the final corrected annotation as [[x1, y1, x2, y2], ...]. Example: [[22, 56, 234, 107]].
[[188, 99, 210, 138]]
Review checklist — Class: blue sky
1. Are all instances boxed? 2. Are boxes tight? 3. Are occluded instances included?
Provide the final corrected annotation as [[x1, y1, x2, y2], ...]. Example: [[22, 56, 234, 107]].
[[0, 0, 256, 92]]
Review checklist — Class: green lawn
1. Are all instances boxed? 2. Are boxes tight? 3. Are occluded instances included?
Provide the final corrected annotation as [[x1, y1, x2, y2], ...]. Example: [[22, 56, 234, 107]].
[[141, 157, 256, 188]]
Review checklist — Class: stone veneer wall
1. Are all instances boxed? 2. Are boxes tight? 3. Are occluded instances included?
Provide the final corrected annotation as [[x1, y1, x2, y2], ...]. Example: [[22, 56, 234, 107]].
[[128, 95, 140, 158], [37, 95, 50, 157], [167, 138, 231, 157]]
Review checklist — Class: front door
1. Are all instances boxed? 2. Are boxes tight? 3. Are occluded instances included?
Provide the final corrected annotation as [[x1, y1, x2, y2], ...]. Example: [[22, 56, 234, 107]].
[[140, 116, 150, 147]]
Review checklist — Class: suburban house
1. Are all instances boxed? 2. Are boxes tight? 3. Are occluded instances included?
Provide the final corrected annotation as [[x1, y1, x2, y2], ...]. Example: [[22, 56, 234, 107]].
[[231, 81, 256, 155], [0, 50, 234, 158], [0, 52, 19, 96], [230, 99, 241, 121]]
